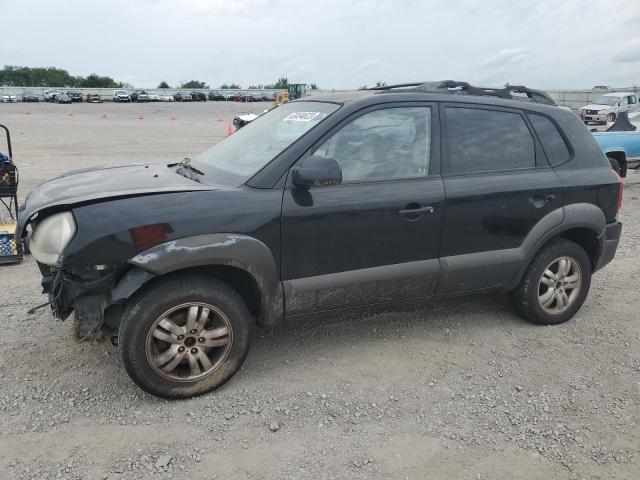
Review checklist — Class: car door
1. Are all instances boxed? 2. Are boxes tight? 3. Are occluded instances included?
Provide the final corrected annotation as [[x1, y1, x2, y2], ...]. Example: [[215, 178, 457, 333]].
[[438, 104, 564, 294], [281, 103, 445, 315], [617, 96, 629, 113]]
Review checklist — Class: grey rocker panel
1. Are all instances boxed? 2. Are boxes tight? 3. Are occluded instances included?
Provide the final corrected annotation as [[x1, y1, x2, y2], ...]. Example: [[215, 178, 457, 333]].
[[283, 259, 440, 316], [126, 233, 284, 325]]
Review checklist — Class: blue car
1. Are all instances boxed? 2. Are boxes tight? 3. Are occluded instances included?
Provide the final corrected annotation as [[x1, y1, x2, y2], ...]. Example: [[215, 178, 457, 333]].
[[592, 117, 640, 177]]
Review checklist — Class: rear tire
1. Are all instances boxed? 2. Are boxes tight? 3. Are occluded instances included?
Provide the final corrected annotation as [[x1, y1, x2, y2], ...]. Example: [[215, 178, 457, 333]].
[[118, 274, 252, 399], [508, 239, 591, 325]]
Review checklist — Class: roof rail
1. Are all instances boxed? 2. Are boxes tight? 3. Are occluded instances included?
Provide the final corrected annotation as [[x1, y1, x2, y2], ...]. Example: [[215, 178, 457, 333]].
[[365, 82, 427, 90], [372, 80, 557, 106]]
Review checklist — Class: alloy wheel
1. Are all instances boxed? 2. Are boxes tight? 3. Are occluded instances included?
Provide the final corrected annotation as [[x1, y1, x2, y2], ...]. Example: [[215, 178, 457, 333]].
[[538, 256, 582, 315], [145, 302, 232, 382]]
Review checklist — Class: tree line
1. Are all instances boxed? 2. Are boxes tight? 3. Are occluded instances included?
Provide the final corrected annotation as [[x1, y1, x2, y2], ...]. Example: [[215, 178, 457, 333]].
[[1, 66, 319, 90], [0, 66, 125, 88], [164, 77, 319, 90]]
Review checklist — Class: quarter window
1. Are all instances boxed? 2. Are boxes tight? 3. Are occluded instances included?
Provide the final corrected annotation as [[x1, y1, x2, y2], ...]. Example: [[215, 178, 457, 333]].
[[528, 114, 570, 165], [313, 107, 431, 183], [446, 107, 535, 175]]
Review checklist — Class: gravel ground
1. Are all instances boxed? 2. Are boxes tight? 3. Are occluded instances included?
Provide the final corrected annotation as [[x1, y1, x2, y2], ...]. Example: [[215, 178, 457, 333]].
[[0, 102, 639, 480]]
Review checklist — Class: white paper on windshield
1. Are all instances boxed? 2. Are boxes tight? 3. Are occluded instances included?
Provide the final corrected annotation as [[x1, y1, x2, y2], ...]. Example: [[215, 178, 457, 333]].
[[284, 112, 321, 122]]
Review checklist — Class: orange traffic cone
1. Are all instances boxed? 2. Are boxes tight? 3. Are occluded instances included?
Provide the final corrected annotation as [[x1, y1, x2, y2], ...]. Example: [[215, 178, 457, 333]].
[[171, 113, 176, 121], [67, 111, 74, 117], [217, 115, 223, 122], [138, 112, 144, 120], [101, 111, 107, 119], [226, 121, 233, 136], [25, 108, 32, 115]]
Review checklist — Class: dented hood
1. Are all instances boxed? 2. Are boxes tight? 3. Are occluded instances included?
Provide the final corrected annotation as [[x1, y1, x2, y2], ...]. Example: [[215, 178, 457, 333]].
[[16, 163, 216, 238]]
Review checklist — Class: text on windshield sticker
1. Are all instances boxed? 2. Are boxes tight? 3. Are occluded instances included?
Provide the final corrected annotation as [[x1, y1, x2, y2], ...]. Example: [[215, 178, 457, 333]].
[[284, 112, 321, 122]]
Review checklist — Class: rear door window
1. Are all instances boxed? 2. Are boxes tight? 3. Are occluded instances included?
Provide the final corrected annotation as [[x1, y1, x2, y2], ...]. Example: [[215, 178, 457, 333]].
[[445, 107, 535, 175], [528, 114, 570, 165]]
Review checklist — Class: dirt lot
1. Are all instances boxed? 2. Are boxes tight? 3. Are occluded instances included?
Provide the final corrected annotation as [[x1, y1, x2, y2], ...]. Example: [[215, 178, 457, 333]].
[[0, 102, 639, 480]]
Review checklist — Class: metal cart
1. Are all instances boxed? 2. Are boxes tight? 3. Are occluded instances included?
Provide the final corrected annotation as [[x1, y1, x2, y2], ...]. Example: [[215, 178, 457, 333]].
[[0, 124, 23, 264]]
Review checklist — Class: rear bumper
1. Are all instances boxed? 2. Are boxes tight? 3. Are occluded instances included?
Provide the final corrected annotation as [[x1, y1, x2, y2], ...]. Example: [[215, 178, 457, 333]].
[[595, 221, 622, 271], [627, 157, 640, 170]]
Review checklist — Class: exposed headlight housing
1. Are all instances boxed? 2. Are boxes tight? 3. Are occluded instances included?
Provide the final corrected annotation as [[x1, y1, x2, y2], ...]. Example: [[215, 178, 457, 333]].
[[30, 212, 76, 266]]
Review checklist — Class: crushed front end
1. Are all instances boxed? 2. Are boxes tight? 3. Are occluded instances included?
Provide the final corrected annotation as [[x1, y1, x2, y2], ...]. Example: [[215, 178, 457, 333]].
[[38, 262, 124, 337]]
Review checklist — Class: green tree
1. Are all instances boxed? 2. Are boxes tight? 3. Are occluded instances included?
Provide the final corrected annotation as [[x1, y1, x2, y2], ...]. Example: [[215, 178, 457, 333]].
[[180, 80, 208, 89], [76, 73, 122, 88], [0, 65, 75, 86], [310, 83, 319, 90], [158, 81, 170, 88], [273, 76, 288, 89], [0, 65, 124, 88]]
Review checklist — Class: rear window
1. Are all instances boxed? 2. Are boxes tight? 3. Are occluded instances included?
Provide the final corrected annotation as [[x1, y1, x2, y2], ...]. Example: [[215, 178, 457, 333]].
[[528, 114, 570, 165], [446, 107, 535, 175]]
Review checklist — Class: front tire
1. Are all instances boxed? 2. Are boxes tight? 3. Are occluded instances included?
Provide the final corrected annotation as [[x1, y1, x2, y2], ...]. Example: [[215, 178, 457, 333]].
[[607, 112, 616, 123], [508, 239, 591, 325], [119, 274, 252, 399]]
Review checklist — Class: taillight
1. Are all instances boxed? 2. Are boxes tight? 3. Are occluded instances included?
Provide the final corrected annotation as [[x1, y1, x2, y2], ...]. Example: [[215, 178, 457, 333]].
[[614, 170, 623, 215]]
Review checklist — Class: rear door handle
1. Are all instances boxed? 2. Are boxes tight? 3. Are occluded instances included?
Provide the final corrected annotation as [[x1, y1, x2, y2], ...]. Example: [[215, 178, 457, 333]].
[[398, 206, 435, 215]]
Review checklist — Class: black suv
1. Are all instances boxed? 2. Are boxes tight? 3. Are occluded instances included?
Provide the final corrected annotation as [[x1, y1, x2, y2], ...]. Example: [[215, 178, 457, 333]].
[[17, 81, 623, 399]]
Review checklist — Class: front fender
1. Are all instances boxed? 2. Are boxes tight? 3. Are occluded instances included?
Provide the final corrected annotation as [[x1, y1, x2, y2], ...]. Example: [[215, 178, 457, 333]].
[[126, 233, 283, 325]]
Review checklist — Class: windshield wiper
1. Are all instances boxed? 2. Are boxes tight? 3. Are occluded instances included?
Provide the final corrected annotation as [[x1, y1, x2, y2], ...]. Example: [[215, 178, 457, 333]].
[[169, 158, 205, 182]]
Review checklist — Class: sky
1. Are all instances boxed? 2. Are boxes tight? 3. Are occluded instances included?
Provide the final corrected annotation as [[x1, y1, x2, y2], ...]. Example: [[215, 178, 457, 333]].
[[2, 0, 640, 90]]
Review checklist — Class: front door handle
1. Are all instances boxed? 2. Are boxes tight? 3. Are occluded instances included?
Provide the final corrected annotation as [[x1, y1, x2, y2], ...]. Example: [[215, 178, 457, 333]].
[[398, 205, 435, 216]]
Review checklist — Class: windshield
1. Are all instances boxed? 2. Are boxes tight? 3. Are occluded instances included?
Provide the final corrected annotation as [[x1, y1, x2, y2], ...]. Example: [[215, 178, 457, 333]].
[[594, 95, 620, 106], [193, 101, 340, 184]]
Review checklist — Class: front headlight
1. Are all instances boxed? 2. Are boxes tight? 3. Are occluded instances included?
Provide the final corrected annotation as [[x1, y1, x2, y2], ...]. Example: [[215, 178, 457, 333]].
[[30, 212, 76, 265]]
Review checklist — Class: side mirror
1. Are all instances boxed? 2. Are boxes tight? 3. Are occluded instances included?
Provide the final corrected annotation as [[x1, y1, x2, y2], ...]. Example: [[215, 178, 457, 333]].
[[291, 156, 342, 188]]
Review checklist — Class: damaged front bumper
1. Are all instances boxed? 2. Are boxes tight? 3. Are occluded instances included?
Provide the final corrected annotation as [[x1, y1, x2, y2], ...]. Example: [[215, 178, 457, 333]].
[[39, 263, 123, 337]]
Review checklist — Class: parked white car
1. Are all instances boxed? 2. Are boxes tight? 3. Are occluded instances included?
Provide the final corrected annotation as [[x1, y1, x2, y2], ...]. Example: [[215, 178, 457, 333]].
[[1, 93, 18, 103], [148, 93, 160, 102], [159, 93, 174, 102], [579, 92, 639, 124], [112, 90, 131, 103]]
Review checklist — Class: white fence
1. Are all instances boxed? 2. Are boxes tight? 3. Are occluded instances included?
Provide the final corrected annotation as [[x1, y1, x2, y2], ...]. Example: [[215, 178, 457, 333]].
[[2, 85, 640, 109], [546, 87, 640, 110]]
